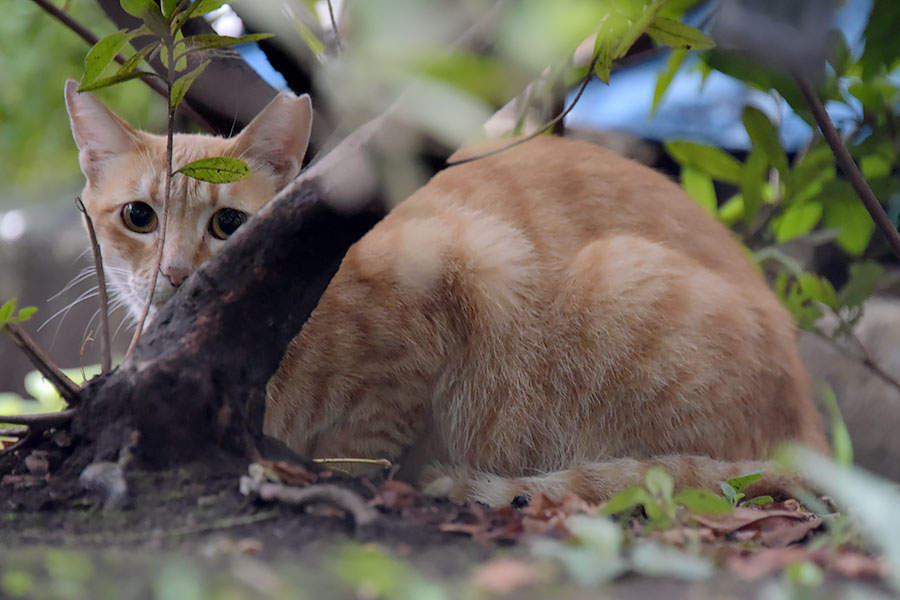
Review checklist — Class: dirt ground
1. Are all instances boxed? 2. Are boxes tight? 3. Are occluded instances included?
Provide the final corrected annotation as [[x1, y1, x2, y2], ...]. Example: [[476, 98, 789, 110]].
[[1, 439, 894, 600]]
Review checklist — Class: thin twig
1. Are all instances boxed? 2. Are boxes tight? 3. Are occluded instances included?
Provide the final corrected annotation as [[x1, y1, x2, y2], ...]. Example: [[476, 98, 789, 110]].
[[325, 0, 341, 52], [795, 74, 900, 262], [445, 52, 600, 168], [313, 457, 393, 468], [29, 0, 214, 133], [76, 198, 111, 374], [128, 57, 176, 354], [812, 329, 900, 394], [3, 324, 80, 403], [0, 432, 37, 457]]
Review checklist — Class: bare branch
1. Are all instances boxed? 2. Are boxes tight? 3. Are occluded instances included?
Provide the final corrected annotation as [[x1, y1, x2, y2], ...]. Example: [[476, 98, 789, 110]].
[[3, 324, 80, 404], [76, 198, 111, 374], [0, 409, 76, 430], [795, 75, 900, 262]]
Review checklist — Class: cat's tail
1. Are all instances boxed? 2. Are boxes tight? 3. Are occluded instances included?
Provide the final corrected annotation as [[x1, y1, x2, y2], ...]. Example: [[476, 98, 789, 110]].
[[424, 455, 801, 507]]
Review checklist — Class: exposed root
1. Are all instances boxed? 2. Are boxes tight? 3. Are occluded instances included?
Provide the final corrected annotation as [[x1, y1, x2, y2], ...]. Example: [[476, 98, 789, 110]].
[[0, 409, 75, 456], [240, 478, 378, 528]]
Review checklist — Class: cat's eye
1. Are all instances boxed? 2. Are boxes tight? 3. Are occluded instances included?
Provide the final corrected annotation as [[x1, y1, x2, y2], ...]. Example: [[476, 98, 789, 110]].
[[121, 201, 158, 234], [209, 208, 248, 240]]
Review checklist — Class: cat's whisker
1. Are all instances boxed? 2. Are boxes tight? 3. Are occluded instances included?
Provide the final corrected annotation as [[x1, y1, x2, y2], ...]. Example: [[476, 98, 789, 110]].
[[48, 267, 97, 302], [38, 287, 99, 336]]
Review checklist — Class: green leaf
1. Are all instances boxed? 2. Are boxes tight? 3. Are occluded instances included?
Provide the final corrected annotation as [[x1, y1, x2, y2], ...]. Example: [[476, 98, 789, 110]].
[[174, 0, 228, 30], [821, 181, 875, 256], [645, 466, 674, 501], [720, 482, 737, 505], [718, 194, 744, 225], [641, 498, 672, 529], [591, 0, 666, 83], [10, 306, 37, 324], [673, 488, 733, 514], [162, 0, 183, 17], [665, 141, 742, 184], [0, 298, 15, 326], [177, 156, 250, 183], [836, 261, 884, 310], [78, 69, 156, 93], [680, 166, 716, 216], [170, 60, 209, 109], [784, 561, 824, 587], [740, 150, 768, 224], [82, 30, 132, 87], [181, 33, 274, 54], [741, 495, 774, 506], [726, 472, 763, 495], [118, 40, 159, 76], [120, 0, 157, 18], [602, 485, 650, 516], [646, 16, 714, 51], [652, 49, 687, 114], [798, 272, 838, 310], [786, 144, 836, 204], [773, 201, 822, 243], [777, 272, 824, 331], [820, 383, 853, 467], [187, 0, 228, 17], [742, 106, 788, 176]]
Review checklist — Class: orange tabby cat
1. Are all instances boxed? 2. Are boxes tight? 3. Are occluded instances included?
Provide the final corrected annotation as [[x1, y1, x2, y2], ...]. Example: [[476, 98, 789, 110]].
[[66, 81, 828, 506]]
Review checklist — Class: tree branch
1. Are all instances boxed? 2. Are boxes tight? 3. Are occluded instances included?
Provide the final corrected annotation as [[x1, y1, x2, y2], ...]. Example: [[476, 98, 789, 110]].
[[795, 75, 900, 262], [3, 324, 80, 404]]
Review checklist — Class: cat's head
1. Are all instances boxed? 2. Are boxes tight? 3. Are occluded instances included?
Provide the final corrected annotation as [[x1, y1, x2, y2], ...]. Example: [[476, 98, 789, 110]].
[[64, 79, 312, 324]]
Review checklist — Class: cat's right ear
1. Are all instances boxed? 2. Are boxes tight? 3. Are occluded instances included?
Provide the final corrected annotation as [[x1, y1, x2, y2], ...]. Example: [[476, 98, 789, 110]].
[[65, 78, 140, 184]]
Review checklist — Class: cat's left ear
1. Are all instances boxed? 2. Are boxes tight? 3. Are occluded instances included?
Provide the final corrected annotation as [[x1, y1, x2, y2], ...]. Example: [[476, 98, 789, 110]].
[[232, 92, 313, 188]]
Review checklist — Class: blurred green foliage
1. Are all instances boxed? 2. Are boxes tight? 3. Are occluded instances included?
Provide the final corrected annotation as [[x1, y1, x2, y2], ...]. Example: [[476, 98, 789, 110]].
[[0, 0, 161, 198]]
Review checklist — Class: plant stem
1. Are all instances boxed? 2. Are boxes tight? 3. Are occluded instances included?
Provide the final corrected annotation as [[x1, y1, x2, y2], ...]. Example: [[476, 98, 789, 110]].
[[76, 198, 111, 374], [445, 51, 600, 168], [128, 47, 176, 354], [28, 0, 214, 133], [3, 324, 80, 403], [795, 74, 900, 262]]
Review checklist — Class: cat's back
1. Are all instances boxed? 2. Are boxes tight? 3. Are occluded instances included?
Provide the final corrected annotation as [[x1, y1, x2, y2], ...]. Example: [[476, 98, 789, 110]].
[[388, 135, 759, 285]]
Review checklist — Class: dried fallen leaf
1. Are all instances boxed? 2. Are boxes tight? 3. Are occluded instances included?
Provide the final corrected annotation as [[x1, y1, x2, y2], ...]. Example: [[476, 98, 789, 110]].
[[727, 547, 885, 581], [373, 480, 419, 510], [727, 547, 813, 580], [691, 506, 822, 546], [472, 558, 544, 595], [255, 458, 327, 487]]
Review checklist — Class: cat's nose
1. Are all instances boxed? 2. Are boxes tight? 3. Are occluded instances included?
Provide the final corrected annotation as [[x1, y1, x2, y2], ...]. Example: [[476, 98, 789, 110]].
[[163, 266, 192, 287]]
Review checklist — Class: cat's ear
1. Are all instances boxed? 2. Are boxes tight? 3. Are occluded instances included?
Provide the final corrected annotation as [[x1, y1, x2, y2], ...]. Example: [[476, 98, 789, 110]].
[[65, 78, 141, 184], [232, 92, 313, 188]]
